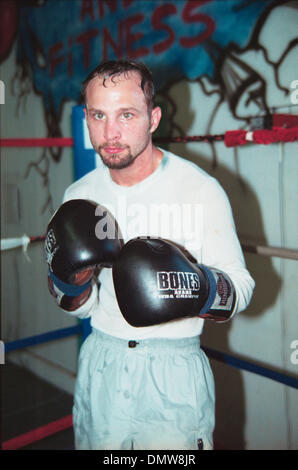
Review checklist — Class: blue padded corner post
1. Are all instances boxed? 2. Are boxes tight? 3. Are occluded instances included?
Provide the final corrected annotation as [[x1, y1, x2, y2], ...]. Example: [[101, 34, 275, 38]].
[[72, 105, 97, 345]]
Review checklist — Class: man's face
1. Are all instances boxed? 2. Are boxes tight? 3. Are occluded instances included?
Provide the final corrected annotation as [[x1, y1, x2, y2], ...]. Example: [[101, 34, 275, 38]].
[[84, 71, 160, 170]]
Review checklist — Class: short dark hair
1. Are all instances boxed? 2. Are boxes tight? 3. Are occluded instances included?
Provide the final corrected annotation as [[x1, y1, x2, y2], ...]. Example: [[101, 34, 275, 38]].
[[81, 59, 155, 110]]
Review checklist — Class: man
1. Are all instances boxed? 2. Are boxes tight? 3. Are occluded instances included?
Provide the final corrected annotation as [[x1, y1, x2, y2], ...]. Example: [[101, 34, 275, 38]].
[[46, 60, 254, 450]]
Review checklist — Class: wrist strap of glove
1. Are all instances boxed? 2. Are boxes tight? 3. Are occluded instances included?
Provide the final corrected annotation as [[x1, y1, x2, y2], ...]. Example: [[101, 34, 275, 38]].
[[198, 265, 217, 315], [48, 270, 92, 297], [198, 265, 236, 321]]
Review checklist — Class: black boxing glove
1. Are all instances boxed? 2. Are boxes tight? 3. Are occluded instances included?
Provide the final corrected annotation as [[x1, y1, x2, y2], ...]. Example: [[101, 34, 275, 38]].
[[45, 199, 122, 311], [112, 237, 236, 327]]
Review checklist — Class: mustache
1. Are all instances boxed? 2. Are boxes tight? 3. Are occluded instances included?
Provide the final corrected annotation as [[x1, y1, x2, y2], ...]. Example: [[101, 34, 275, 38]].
[[99, 143, 128, 149]]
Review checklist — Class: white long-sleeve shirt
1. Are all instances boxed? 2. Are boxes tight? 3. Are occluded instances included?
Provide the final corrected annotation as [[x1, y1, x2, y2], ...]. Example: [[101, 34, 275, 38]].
[[62, 148, 254, 339]]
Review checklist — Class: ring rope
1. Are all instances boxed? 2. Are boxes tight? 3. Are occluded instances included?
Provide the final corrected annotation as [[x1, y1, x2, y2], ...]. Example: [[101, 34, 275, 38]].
[[2, 415, 73, 450], [4, 326, 298, 389], [1, 126, 298, 148]]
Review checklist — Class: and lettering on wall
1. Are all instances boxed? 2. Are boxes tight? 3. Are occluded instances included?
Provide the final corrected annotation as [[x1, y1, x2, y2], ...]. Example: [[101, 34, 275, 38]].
[[1, 0, 295, 166]]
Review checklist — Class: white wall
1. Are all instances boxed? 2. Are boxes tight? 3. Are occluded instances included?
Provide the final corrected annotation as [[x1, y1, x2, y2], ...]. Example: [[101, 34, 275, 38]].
[[1, 2, 297, 449], [0, 43, 78, 395]]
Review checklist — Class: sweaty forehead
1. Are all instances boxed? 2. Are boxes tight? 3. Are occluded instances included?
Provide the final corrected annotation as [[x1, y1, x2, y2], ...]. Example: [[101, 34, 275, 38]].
[[85, 71, 147, 108]]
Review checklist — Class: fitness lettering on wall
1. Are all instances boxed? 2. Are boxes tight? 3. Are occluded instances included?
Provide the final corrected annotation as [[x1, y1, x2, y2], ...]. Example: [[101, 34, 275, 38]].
[[1, 0, 283, 157]]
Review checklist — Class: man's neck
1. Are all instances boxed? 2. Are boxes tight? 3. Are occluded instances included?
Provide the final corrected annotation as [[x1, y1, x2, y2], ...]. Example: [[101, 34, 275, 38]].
[[109, 145, 163, 187]]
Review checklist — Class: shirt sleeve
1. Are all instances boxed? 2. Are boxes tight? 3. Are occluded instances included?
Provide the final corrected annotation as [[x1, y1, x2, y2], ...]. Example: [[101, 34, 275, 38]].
[[200, 177, 255, 316], [60, 280, 99, 319]]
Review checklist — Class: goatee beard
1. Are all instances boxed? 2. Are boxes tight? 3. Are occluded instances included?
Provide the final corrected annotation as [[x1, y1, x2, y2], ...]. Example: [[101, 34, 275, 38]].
[[98, 146, 136, 170]]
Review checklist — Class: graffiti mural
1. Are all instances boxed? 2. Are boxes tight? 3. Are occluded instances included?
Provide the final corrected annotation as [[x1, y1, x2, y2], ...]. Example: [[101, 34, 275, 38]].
[[2, 0, 297, 163]]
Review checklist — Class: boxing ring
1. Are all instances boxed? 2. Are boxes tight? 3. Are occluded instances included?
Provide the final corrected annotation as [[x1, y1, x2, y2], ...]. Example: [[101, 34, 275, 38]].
[[1, 115, 298, 450]]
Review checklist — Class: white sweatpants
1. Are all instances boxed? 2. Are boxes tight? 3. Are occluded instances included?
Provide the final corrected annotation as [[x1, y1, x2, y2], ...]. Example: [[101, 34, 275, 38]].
[[73, 328, 215, 450]]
